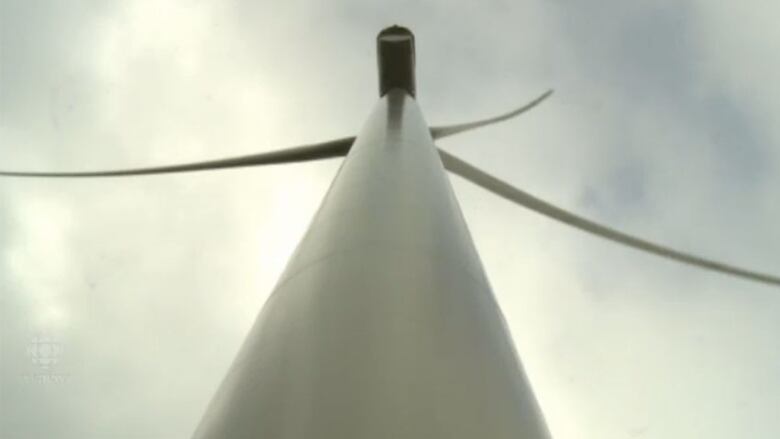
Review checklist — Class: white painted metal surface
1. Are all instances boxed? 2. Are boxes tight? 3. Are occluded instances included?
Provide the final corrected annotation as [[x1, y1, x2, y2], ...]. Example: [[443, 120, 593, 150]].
[[192, 89, 551, 438]]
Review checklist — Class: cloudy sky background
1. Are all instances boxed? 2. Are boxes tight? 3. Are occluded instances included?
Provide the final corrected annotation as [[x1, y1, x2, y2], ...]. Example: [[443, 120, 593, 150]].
[[1, 0, 779, 437]]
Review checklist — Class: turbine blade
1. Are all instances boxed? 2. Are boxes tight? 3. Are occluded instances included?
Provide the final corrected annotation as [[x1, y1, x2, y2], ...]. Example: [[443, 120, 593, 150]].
[[0, 136, 355, 178], [439, 149, 780, 287], [430, 89, 553, 140]]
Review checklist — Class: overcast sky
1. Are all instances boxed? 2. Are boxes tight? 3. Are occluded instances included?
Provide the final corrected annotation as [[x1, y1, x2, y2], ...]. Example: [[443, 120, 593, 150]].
[[1, 0, 779, 438]]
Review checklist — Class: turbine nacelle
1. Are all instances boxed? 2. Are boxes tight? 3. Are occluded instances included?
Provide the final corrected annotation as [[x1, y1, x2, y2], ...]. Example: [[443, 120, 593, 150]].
[[377, 25, 416, 97]]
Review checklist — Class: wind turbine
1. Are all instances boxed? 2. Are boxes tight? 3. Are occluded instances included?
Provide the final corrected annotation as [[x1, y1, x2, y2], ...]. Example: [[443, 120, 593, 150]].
[[2, 26, 778, 438]]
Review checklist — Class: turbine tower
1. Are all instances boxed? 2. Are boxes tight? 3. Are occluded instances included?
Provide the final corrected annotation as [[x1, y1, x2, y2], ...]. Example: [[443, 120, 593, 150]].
[[3, 26, 778, 438]]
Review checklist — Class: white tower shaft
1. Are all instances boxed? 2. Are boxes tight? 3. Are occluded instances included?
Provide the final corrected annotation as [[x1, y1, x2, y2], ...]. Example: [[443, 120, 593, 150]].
[[193, 90, 551, 439]]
